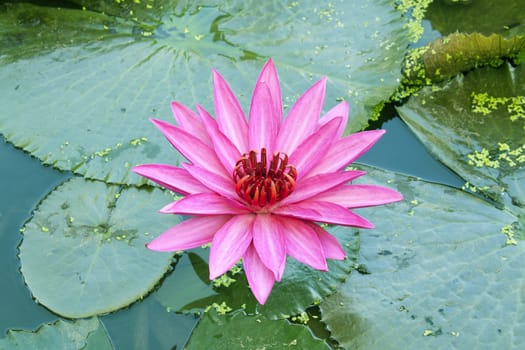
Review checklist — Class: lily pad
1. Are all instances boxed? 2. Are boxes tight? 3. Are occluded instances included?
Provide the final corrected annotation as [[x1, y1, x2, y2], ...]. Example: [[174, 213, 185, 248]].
[[0, 318, 112, 350], [19, 177, 180, 318], [0, 0, 409, 185], [155, 224, 359, 319], [397, 64, 525, 212], [185, 310, 329, 349], [321, 167, 525, 349]]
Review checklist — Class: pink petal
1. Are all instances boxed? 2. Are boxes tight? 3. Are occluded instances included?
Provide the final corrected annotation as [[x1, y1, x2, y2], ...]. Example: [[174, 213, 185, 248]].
[[279, 217, 327, 271], [280, 170, 366, 206], [274, 200, 374, 228], [256, 58, 283, 127], [249, 82, 278, 156], [319, 100, 349, 139], [289, 117, 341, 179], [197, 104, 241, 174], [159, 193, 249, 215], [243, 244, 276, 304], [213, 69, 249, 153], [209, 214, 255, 279], [150, 118, 229, 179], [182, 164, 239, 201], [308, 223, 346, 260], [252, 214, 286, 281], [147, 215, 231, 252], [132, 164, 209, 195], [314, 184, 403, 208], [308, 130, 386, 177], [170, 101, 212, 146], [275, 77, 327, 155]]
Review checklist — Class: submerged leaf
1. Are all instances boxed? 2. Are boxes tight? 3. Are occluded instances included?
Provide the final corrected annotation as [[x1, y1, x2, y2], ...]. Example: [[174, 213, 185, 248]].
[[426, 0, 525, 37], [0, 318, 112, 350]]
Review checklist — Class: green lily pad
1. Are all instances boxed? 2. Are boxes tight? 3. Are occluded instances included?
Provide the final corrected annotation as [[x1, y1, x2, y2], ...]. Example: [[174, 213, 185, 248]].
[[19, 177, 179, 318], [155, 224, 359, 319], [0, 0, 409, 185], [185, 310, 329, 349], [0, 318, 112, 350], [397, 64, 525, 213], [321, 167, 525, 349]]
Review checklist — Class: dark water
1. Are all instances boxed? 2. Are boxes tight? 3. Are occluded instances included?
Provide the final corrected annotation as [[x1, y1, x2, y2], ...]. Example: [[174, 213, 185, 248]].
[[0, 108, 463, 347], [360, 113, 462, 187], [0, 140, 67, 333]]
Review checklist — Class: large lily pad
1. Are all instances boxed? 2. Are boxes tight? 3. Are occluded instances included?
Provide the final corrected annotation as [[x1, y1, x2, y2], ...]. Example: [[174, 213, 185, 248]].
[[155, 223, 359, 319], [186, 310, 329, 349], [397, 64, 525, 212], [0, 0, 409, 185], [19, 177, 180, 318], [321, 167, 525, 349], [0, 318, 112, 350]]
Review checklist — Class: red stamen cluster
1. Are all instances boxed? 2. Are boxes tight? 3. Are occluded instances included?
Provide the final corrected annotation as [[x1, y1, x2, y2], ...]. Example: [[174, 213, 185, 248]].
[[233, 148, 297, 208]]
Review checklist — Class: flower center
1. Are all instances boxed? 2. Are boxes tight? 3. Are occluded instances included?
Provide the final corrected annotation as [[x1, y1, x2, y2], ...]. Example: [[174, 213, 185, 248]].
[[233, 148, 297, 208]]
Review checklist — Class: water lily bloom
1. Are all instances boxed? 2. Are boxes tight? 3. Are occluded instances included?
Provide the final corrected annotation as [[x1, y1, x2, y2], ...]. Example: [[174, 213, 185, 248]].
[[133, 59, 402, 304]]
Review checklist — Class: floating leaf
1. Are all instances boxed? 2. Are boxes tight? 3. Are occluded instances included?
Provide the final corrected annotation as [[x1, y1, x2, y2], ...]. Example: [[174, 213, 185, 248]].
[[19, 178, 179, 318], [156, 225, 359, 319], [0, 0, 409, 185], [321, 167, 525, 349], [186, 310, 329, 349], [0, 318, 112, 350], [397, 64, 525, 212]]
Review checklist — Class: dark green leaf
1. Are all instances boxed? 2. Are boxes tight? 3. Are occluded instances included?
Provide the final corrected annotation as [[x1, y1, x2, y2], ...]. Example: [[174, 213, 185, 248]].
[[186, 310, 329, 349], [426, 0, 525, 36]]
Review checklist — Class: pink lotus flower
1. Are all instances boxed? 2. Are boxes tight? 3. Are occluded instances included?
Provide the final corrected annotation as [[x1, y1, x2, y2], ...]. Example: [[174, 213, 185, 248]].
[[133, 59, 402, 304]]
